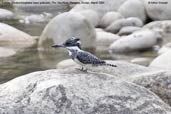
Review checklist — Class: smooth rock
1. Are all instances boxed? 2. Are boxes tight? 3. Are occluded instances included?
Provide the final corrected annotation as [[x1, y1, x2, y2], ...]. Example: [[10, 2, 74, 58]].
[[143, 0, 171, 20], [158, 42, 171, 54], [0, 47, 16, 57], [118, 26, 141, 35], [75, 9, 100, 27], [38, 12, 96, 49], [0, 23, 36, 49], [95, 28, 104, 32], [96, 31, 120, 47], [109, 29, 162, 53], [150, 50, 171, 70], [0, 8, 14, 20], [71, 0, 126, 16], [99, 11, 123, 28], [118, 0, 146, 22], [0, 68, 171, 113], [106, 17, 143, 33], [143, 20, 171, 38], [131, 57, 152, 66], [56, 59, 78, 69]]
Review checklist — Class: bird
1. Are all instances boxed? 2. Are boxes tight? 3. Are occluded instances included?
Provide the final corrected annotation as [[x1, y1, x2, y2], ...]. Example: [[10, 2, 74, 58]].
[[52, 37, 117, 72]]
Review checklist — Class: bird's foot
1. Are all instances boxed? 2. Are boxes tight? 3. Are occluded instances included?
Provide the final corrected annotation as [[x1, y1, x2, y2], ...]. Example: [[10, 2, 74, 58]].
[[75, 67, 87, 72]]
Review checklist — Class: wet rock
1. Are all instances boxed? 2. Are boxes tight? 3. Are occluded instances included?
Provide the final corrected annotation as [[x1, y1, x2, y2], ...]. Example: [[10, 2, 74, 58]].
[[19, 12, 53, 24], [118, 0, 146, 22], [109, 29, 162, 53], [150, 50, 171, 70], [0, 23, 36, 49], [0, 67, 171, 113], [71, 0, 126, 16], [96, 31, 120, 47], [143, 0, 171, 20], [0, 8, 14, 20], [106, 17, 143, 33], [131, 57, 152, 66], [75, 9, 100, 27], [118, 26, 141, 35], [38, 12, 96, 49], [99, 11, 123, 28], [158, 42, 171, 54], [0, 47, 16, 57]]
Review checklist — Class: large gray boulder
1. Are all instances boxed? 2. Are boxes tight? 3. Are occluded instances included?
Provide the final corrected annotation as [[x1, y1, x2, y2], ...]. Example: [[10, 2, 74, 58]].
[[127, 70, 171, 106], [0, 67, 171, 113], [109, 29, 162, 53], [99, 11, 123, 28], [106, 17, 143, 33], [0, 8, 14, 20], [74, 9, 100, 27], [38, 12, 96, 50], [0, 23, 36, 49], [118, 0, 146, 22], [143, 0, 171, 20], [150, 50, 171, 70]]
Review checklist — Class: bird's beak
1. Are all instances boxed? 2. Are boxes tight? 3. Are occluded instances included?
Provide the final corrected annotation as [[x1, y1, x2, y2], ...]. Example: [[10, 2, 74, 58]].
[[51, 44, 65, 48]]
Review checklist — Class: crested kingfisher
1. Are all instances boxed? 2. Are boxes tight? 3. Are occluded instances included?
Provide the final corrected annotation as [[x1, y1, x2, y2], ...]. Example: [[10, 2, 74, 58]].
[[52, 37, 117, 71]]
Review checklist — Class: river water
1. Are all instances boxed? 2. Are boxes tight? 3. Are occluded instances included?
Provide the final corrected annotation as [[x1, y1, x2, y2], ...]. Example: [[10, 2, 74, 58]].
[[0, 9, 157, 84]]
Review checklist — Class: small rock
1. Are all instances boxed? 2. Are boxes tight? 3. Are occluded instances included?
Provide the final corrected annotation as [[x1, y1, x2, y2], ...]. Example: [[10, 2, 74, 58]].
[[0, 8, 14, 20], [150, 50, 171, 70], [118, 26, 141, 35], [19, 12, 53, 24], [131, 57, 152, 66], [109, 29, 162, 53], [0, 47, 16, 57], [96, 31, 120, 47], [99, 11, 123, 28], [0, 23, 36, 49], [118, 0, 146, 22], [56, 59, 78, 69], [106, 17, 143, 33]]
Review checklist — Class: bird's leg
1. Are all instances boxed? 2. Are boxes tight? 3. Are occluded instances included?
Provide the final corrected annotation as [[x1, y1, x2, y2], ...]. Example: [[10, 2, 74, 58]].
[[76, 66, 87, 72]]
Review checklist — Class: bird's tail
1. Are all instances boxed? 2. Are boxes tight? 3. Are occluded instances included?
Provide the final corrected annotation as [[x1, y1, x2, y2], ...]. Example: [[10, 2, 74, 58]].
[[104, 63, 117, 67], [100, 61, 117, 67]]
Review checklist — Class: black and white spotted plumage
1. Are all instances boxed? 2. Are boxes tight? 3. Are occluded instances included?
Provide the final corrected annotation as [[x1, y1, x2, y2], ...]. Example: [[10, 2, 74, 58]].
[[76, 51, 105, 65], [52, 37, 117, 71]]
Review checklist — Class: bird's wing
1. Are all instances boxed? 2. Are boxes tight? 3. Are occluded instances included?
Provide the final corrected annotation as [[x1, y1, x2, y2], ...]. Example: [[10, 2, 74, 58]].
[[76, 51, 105, 65]]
